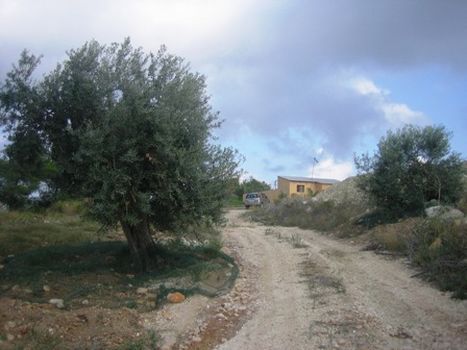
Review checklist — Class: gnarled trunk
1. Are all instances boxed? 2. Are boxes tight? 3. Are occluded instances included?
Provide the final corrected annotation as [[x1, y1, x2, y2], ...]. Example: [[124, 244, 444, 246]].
[[120, 216, 157, 272]]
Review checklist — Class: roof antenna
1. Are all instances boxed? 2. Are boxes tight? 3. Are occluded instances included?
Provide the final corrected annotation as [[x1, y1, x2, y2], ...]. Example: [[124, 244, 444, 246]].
[[311, 157, 319, 180]]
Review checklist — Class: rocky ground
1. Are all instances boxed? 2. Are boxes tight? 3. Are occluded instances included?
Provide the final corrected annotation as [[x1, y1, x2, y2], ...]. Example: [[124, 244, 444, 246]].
[[1, 209, 466, 349]]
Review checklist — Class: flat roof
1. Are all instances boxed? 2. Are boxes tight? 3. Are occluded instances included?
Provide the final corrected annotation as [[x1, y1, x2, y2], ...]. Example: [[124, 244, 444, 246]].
[[278, 176, 340, 184]]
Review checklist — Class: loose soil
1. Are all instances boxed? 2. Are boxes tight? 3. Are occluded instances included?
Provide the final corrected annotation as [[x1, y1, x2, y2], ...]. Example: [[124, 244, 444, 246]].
[[216, 210, 467, 350]]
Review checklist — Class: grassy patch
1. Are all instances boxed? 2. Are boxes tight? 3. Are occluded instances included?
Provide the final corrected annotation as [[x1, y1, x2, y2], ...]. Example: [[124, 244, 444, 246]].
[[0, 205, 238, 311], [0, 209, 101, 256], [0, 240, 237, 310], [118, 330, 159, 350], [225, 195, 244, 208], [407, 218, 467, 298]]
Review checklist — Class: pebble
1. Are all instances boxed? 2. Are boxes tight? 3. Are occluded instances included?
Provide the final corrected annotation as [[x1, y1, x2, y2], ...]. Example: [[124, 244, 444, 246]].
[[192, 335, 202, 342], [0, 264, 4, 270], [82, 299, 89, 305], [43, 285, 51, 292], [137, 287, 148, 294], [7, 334, 14, 341], [167, 292, 186, 303]]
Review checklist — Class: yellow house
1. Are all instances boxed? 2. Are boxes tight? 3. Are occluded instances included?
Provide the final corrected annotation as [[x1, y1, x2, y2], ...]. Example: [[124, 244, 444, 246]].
[[277, 176, 339, 197]]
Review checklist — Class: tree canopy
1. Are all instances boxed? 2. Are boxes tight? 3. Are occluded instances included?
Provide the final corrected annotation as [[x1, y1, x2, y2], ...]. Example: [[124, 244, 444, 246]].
[[0, 39, 239, 270], [355, 125, 464, 217]]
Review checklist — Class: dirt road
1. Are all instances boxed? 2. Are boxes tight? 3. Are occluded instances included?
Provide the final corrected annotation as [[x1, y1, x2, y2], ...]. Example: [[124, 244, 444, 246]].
[[215, 210, 467, 350]]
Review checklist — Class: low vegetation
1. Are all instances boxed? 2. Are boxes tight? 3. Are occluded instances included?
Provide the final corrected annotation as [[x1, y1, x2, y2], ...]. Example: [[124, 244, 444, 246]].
[[0, 200, 237, 348], [248, 197, 367, 237], [407, 218, 467, 298]]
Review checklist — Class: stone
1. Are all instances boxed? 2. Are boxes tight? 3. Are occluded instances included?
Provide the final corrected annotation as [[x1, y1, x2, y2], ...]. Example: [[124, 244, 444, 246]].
[[81, 299, 89, 305], [43, 285, 51, 292], [6, 321, 16, 329], [7, 334, 14, 341], [425, 206, 464, 220], [167, 292, 185, 303], [136, 287, 148, 294], [0, 264, 4, 270], [49, 298, 65, 309]]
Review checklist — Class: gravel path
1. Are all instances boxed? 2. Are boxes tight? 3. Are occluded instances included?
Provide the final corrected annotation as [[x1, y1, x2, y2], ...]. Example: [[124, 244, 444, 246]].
[[216, 210, 467, 350]]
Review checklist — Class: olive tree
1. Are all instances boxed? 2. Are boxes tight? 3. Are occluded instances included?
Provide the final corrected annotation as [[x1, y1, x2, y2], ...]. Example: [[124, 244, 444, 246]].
[[355, 125, 464, 217], [1, 39, 239, 270]]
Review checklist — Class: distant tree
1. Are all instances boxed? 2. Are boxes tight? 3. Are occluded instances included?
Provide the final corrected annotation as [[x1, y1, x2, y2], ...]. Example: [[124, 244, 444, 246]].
[[234, 177, 271, 198], [0, 39, 240, 270], [355, 125, 464, 217]]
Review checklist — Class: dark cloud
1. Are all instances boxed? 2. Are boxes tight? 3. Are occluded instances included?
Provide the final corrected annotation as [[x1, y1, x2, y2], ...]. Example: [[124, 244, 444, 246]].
[[214, 0, 467, 159], [270, 0, 467, 71]]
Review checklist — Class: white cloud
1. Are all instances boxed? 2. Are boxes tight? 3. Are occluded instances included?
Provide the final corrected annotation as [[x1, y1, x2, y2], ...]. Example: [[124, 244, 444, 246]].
[[308, 155, 354, 181], [351, 77, 388, 96], [348, 76, 428, 126]]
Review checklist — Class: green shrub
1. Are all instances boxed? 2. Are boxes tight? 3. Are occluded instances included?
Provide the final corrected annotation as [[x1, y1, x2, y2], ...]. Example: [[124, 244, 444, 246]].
[[407, 218, 467, 298], [355, 125, 464, 217]]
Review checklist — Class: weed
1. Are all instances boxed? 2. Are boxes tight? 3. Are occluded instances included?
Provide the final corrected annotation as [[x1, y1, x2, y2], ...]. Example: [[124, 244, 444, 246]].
[[289, 233, 307, 248], [13, 328, 62, 350], [370, 218, 420, 253], [264, 228, 275, 235], [119, 332, 159, 350]]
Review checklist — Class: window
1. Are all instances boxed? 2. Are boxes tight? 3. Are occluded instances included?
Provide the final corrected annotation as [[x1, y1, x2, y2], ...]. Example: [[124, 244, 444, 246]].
[[297, 185, 305, 193]]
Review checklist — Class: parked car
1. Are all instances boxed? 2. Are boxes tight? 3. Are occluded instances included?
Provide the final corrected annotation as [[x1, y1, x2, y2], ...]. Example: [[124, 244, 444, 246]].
[[243, 192, 268, 208]]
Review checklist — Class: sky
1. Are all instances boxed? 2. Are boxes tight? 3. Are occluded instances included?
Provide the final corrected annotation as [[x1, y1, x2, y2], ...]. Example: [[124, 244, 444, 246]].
[[1, 0, 466, 186]]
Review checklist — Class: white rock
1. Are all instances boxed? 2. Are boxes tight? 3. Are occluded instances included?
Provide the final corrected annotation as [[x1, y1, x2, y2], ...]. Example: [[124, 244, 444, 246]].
[[425, 206, 464, 220], [49, 298, 65, 309], [137, 287, 148, 294]]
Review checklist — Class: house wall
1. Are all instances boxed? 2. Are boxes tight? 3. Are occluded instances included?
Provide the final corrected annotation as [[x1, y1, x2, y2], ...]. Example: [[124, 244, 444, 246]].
[[278, 177, 333, 197], [278, 177, 290, 195]]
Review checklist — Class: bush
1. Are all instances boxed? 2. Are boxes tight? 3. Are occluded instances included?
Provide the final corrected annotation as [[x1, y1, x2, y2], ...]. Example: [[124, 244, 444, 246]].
[[247, 198, 366, 236], [355, 125, 464, 217], [407, 218, 467, 298]]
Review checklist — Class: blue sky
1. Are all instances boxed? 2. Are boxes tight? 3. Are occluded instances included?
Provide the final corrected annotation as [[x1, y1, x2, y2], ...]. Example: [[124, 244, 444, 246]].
[[1, 0, 466, 186]]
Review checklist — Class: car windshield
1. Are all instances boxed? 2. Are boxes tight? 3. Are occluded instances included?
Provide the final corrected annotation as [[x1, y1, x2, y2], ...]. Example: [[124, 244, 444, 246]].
[[246, 193, 259, 199]]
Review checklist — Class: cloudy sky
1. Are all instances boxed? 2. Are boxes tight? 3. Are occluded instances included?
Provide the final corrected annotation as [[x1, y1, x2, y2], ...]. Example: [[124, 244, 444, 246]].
[[1, 0, 466, 185]]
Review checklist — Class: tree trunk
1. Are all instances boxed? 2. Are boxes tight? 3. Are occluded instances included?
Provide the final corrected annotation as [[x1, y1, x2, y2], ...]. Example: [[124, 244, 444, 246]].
[[120, 216, 157, 272]]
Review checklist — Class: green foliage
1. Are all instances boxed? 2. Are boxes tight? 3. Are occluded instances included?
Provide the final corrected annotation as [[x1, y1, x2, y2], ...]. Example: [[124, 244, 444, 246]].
[[1, 39, 240, 268], [235, 177, 271, 197], [407, 218, 467, 298], [355, 125, 464, 217], [0, 207, 99, 256]]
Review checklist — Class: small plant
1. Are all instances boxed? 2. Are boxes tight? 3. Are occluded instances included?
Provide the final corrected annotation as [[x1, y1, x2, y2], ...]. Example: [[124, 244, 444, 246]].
[[264, 228, 275, 235], [289, 233, 307, 248]]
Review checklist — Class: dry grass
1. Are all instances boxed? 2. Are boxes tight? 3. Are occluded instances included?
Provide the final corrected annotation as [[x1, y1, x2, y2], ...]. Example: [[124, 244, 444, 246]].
[[370, 217, 421, 252]]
